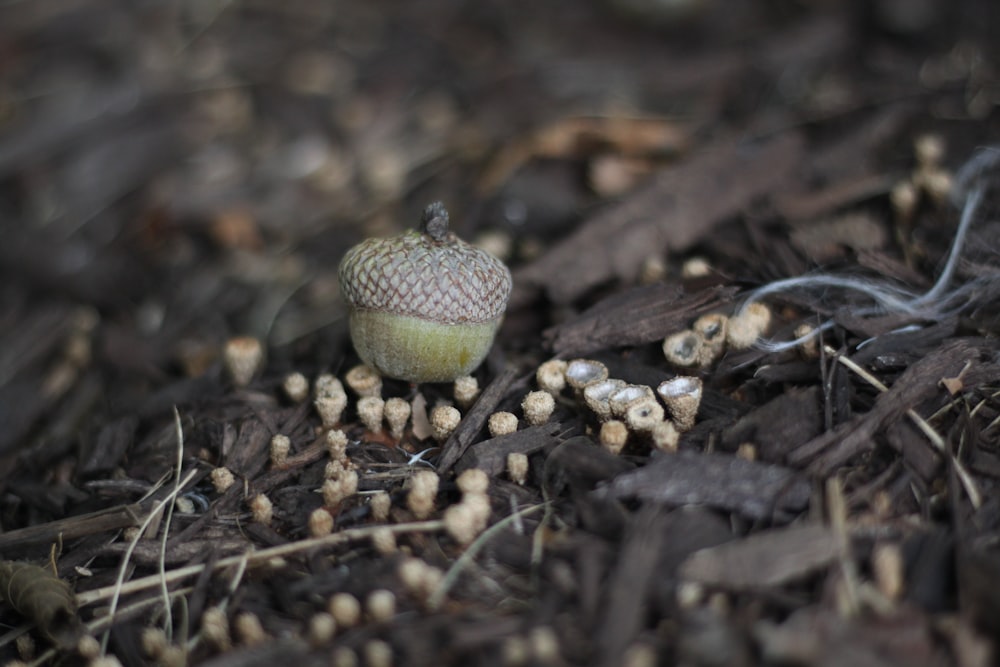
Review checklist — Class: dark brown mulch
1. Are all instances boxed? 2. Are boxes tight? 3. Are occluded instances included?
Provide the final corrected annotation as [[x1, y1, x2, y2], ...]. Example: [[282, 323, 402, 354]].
[[1, 0, 999, 665]]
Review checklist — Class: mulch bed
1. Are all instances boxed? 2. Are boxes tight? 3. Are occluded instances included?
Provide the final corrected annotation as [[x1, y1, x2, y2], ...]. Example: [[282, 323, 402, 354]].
[[1, 1, 999, 665]]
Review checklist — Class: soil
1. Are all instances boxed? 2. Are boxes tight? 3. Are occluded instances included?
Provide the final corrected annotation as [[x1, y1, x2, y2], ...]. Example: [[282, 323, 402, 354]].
[[1, 1, 999, 665]]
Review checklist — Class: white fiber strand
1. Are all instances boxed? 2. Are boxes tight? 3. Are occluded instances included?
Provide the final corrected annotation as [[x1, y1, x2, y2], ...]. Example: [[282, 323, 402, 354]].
[[739, 145, 999, 352]]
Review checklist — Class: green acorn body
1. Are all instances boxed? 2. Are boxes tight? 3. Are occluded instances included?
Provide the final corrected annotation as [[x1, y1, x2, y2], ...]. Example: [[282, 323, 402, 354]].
[[338, 203, 512, 383]]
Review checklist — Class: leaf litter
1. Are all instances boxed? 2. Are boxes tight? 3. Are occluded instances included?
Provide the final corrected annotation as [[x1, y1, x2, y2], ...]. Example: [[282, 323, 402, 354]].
[[0, 1, 999, 665]]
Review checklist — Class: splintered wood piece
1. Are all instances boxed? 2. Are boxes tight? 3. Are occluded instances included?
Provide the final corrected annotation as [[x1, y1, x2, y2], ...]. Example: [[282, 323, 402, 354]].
[[678, 524, 838, 590], [885, 419, 940, 481], [0, 502, 146, 555], [544, 283, 738, 357], [789, 338, 1000, 474], [773, 173, 893, 222], [513, 133, 803, 305], [477, 115, 691, 194], [594, 450, 811, 521], [437, 367, 519, 474], [543, 437, 637, 494], [223, 417, 274, 478], [958, 542, 1000, 637], [847, 318, 957, 367], [721, 387, 824, 463], [789, 211, 888, 263], [454, 423, 561, 476], [0, 305, 77, 455], [99, 537, 253, 566], [754, 605, 940, 666], [78, 415, 138, 476]]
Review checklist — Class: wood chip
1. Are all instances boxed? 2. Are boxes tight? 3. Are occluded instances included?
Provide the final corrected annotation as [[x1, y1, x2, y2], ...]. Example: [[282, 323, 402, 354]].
[[437, 368, 519, 473], [721, 387, 823, 463], [789, 212, 888, 262], [594, 450, 811, 521], [513, 133, 803, 306], [454, 423, 561, 476], [544, 283, 737, 357], [790, 338, 1000, 474], [596, 505, 668, 667], [679, 524, 838, 590]]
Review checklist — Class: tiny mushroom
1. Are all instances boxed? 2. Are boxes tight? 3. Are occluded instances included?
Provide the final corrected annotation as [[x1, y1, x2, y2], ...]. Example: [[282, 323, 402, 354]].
[[793, 323, 820, 359], [488, 411, 519, 437], [269, 434, 291, 467], [582, 378, 627, 421], [282, 372, 310, 403], [522, 390, 556, 426], [384, 397, 411, 439], [536, 359, 568, 395], [407, 470, 440, 519], [692, 313, 728, 365], [656, 376, 703, 432], [453, 375, 480, 410], [651, 420, 680, 452], [430, 405, 461, 442], [507, 452, 529, 485], [223, 336, 264, 387], [608, 384, 656, 419], [599, 420, 629, 455], [564, 359, 609, 392], [663, 330, 704, 367], [623, 398, 665, 434], [357, 396, 385, 433], [345, 364, 383, 398], [726, 302, 772, 350]]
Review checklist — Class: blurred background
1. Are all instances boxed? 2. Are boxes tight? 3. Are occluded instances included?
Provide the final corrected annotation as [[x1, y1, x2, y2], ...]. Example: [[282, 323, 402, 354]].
[[0, 0, 997, 456]]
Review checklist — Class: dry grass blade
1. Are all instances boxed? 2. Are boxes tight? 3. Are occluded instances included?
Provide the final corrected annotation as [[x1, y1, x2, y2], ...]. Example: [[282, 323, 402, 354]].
[[76, 520, 447, 607], [99, 468, 200, 655]]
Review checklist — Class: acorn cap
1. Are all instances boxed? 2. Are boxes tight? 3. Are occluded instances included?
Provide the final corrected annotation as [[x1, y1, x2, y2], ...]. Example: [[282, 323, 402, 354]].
[[340, 203, 511, 324], [339, 202, 512, 382]]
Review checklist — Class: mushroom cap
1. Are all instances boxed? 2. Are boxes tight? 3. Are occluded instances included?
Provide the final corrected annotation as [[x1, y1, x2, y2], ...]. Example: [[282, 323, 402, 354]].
[[339, 230, 512, 325], [565, 359, 609, 389]]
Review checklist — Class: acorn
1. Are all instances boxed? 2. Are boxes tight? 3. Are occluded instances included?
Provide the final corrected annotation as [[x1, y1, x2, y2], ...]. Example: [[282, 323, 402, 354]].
[[338, 202, 513, 383]]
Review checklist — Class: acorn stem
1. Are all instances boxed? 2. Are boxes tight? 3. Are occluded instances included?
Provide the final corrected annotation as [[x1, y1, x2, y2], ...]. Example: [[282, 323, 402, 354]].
[[420, 202, 450, 241]]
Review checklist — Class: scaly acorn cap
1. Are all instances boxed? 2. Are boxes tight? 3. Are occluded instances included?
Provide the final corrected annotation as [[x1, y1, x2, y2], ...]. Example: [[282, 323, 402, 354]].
[[338, 202, 512, 383]]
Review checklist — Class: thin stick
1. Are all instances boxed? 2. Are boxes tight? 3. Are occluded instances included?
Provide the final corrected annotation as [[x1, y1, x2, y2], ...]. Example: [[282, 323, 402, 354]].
[[77, 520, 445, 607], [427, 504, 546, 610], [984, 413, 1000, 434], [88, 588, 194, 635], [824, 345, 982, 508], [967, 386, 1000, 419]]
